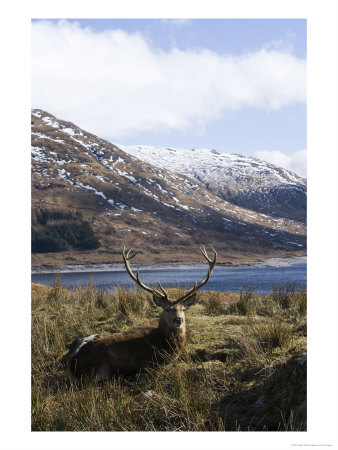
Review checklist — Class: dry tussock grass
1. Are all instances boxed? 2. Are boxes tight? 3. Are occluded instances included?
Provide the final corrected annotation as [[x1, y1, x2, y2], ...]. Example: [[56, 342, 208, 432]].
[[32, 281, 306, 431]]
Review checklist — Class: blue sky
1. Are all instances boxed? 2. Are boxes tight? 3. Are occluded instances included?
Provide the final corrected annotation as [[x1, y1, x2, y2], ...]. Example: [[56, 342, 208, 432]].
[[31, 19, 307, 175], [46, 19, 306, 58]]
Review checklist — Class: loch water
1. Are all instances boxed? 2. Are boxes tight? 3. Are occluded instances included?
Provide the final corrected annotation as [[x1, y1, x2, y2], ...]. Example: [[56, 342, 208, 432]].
[[32, 262, 306, 294]]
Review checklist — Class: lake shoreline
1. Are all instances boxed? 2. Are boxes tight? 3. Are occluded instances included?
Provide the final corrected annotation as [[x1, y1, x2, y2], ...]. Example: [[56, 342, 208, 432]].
[[31, 255, 307, 275]]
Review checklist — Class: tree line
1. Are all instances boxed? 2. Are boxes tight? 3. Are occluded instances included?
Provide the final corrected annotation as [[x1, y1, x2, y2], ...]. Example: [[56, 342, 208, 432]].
[[31, 208, 100, 253]]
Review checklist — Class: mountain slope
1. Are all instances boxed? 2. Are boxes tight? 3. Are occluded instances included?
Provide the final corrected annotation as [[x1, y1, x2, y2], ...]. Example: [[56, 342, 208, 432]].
[[118, 145, 307, 224], [31, 109, 306, 268]]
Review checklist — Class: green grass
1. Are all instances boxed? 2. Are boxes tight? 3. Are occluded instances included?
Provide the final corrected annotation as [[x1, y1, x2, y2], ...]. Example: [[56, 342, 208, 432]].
[[223, 283, 307, 322], [31, 281, 307, 431]]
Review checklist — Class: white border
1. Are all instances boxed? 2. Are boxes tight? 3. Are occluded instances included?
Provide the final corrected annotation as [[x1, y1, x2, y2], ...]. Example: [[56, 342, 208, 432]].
[[1, 1, 338, 449]]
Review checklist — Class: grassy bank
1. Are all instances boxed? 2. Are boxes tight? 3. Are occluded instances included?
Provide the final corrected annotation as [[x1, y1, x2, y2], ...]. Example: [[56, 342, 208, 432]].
[[31, 281, 306, 431], [31, 243, 307, 269]]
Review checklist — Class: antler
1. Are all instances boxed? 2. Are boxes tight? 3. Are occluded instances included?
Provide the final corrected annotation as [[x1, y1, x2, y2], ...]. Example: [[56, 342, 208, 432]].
[[172, 246, 217, 305], [122, 246, 217, 306], [122, 247, 170, 303]]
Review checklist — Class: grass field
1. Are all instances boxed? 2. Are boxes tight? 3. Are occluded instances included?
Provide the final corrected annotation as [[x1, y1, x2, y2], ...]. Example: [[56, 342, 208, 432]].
[[31, 280, 306, 431]]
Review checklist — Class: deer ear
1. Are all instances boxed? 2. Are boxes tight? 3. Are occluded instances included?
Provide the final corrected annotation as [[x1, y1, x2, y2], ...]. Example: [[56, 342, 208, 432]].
[[181, 293, 197, 308], [152, 294, 168, 308]]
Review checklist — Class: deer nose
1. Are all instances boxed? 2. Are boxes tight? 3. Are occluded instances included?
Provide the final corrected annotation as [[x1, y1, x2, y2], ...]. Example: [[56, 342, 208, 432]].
[[174, 317, 184, 325]]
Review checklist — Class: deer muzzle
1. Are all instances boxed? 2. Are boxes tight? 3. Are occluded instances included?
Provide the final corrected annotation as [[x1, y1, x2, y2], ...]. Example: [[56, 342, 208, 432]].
[[173, 317, 184, 326]]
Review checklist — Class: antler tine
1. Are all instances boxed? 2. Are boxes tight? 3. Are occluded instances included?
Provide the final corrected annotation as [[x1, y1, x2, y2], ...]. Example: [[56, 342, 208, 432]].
[[122, 247, 168, 300], [157, 278, 169, 298], [200, 245, 217, 264], [173, 246, 217, 304], [126, 248, 133, 260], [200, 245, 209, 260], [176, 282, 198, 302]]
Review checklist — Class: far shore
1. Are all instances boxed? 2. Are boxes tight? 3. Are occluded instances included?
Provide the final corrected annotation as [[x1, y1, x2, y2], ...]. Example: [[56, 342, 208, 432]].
[[31, 255, 307, 275]]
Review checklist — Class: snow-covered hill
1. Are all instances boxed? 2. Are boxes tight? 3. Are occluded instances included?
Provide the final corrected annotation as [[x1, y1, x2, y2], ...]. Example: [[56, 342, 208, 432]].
[[31, 109, 306, 267], [118, 145, 307, 223]]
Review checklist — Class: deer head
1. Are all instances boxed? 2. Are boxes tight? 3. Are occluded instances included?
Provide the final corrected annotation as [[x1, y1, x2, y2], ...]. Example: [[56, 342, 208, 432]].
[[122, 246, 217, 333]]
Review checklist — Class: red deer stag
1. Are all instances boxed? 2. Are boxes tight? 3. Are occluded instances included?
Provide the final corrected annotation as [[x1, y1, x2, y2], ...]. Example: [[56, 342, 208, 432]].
[[61, 246, 217, 381]]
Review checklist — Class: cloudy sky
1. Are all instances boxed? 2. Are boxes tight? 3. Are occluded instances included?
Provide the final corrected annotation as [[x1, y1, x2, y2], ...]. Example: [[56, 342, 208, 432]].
[[31, 18, 307, 176]]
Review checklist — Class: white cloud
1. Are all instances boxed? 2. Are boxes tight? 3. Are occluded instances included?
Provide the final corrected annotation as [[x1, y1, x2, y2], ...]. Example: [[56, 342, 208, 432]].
[[31, 20, 306, 140], [254, 149, 307, 177]]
